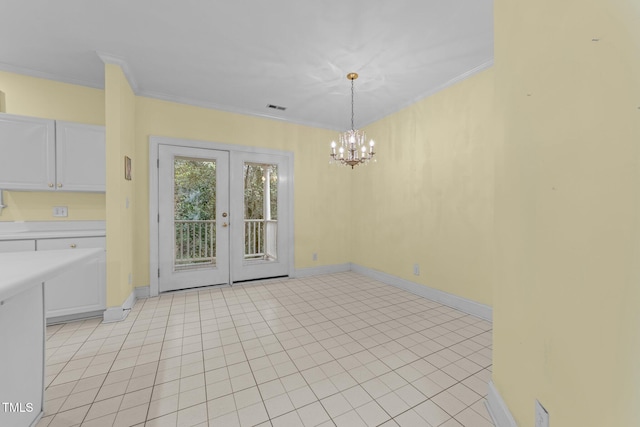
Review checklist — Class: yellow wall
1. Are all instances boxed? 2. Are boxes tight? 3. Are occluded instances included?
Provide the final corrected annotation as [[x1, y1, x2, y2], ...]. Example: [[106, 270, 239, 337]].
[[105, 64, 136, 307], [351, 69, 494, 306], [493, 0, 640, 425], [132, 97, 353, 287], [0, 71, 106, 221], [1, 192, 105, 221], [0, 71, 105, 124]]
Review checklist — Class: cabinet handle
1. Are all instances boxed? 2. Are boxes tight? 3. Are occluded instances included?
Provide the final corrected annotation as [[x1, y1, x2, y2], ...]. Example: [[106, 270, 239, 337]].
[[70, 244, 77, 248], [57, 183, 63, 188], [48, 183, 53, 188]]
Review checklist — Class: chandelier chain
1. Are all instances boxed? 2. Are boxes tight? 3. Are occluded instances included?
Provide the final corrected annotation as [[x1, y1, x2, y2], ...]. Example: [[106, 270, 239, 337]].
[[351, 78, 355, 131]]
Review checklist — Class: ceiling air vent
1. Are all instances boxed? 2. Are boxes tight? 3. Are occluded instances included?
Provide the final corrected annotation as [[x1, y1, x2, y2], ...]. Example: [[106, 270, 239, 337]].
[[267, 104, 287, 111]]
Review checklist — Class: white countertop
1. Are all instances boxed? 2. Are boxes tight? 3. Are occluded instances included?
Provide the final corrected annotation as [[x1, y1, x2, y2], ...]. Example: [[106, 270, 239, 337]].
[[0, 229, 105, 240], [0, 248, 103, 302], [0, 221, 105, 241]]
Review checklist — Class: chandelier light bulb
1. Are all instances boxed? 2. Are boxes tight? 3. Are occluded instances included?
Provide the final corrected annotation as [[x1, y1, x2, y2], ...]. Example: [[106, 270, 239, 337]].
[[331, 141, 336, 148]]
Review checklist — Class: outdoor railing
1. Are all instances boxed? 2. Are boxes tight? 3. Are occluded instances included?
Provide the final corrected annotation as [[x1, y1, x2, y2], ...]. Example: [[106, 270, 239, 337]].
[[174, 219, 277, 268], [175, 220, 216, 268], [244, 219, 278, 260]]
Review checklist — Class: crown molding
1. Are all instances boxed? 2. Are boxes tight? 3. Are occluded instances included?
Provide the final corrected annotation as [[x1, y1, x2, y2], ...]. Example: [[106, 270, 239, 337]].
[[96, 51, 139, 93], [361, 58, 495, 127], [137, 88, 340, 131], [135, 58, 494, 131], [1, 56, 494, 132], [0, 61, 102, 89]]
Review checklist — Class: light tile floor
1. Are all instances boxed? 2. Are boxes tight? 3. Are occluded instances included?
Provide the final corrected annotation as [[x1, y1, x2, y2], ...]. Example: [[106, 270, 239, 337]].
[[37, 272, 494, 427]]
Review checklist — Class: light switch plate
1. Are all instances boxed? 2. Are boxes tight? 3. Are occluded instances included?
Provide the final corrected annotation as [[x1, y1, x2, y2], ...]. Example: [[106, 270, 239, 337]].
[[53, 206, 68, 217]]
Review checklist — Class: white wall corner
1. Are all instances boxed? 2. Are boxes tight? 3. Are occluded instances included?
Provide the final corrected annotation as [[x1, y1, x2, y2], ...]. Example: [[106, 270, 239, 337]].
[[293, 263, 352, 278], [350, 264, 493, 321], [486, 380, 518, 427], [96, 51, 139, 93], [102, 290, 137, 323]]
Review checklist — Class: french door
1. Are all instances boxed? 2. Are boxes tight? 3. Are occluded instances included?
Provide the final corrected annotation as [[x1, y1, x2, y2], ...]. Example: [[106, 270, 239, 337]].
[[157, 144, 290, 293]]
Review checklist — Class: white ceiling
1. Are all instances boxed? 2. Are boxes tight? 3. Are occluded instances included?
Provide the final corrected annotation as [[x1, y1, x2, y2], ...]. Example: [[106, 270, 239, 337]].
[[0, 0, 493, 131]]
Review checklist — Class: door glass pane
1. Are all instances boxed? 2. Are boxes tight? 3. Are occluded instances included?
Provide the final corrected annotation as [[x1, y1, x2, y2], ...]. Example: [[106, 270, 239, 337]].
[[243, 162, 278, 262], [174, 157, 217, 270]]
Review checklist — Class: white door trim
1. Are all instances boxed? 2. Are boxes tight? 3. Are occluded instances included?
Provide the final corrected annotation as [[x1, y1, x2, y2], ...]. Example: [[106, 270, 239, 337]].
[[149, 136, 295, 298]]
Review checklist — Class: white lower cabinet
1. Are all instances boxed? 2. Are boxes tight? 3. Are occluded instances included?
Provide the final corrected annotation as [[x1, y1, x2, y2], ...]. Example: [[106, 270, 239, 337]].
[[0, 240, 36, 252], [36, 237, 106, 319]]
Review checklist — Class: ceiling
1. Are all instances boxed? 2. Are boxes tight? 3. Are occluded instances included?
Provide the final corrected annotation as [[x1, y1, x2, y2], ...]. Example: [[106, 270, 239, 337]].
[[0, 0, 493, 131]]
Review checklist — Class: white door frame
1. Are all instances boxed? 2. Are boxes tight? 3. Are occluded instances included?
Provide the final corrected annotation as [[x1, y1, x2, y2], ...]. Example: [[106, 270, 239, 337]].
[[149, 136, 295, 298]]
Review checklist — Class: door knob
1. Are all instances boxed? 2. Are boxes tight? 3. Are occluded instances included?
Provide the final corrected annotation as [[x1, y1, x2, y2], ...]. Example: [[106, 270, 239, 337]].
[[222, 222, 228, 228], [222, 212, 228, 217]]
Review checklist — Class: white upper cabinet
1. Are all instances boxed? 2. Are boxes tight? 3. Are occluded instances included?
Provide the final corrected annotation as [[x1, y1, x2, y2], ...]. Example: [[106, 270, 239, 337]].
[[56, 121, 106, 192], [0, 114, 55, 190], [0, 113, 105, 192]]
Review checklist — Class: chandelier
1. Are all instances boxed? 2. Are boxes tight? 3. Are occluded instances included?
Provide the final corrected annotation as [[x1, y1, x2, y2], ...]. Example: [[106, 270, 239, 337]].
[[329, 72, 375, 169]]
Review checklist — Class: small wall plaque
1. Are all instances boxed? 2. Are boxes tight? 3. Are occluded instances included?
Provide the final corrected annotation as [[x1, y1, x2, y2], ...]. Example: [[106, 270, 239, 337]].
[[124, 156, 132, 180]]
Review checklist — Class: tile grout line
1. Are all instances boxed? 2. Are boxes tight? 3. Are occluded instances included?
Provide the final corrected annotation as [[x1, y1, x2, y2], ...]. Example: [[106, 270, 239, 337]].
[[46, 312, 136, 423], [41, 272, 493, 427]]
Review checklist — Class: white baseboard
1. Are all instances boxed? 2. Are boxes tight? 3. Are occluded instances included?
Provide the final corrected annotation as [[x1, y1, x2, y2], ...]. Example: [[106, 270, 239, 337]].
[[29, 410, 43, 427], [110, 266, 490, 322], [294, 263, 352, 278], [102, 306, 127, 323], [486, 381, 517, 427], [350, 264, 492, 321], [47, 310, 104, 325], [102, 290, 136, 323], [134, 286, 150, 299]]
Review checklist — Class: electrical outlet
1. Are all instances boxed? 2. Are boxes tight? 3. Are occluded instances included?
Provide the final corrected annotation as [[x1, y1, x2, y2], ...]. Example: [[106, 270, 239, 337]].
[[535, 400, 549, 427], [312, 253, 318, 261], [413, 263, 420, 276], [128, 273, 132, 285], [53, 206, 68, 217]]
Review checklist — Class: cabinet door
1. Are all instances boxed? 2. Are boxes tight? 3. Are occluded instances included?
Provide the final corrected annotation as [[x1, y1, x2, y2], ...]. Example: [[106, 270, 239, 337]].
[[37, 237, 106, 318], [55, 121, 106, 192], [0, 113, 55, 190], [0, 240, 36, 253]]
